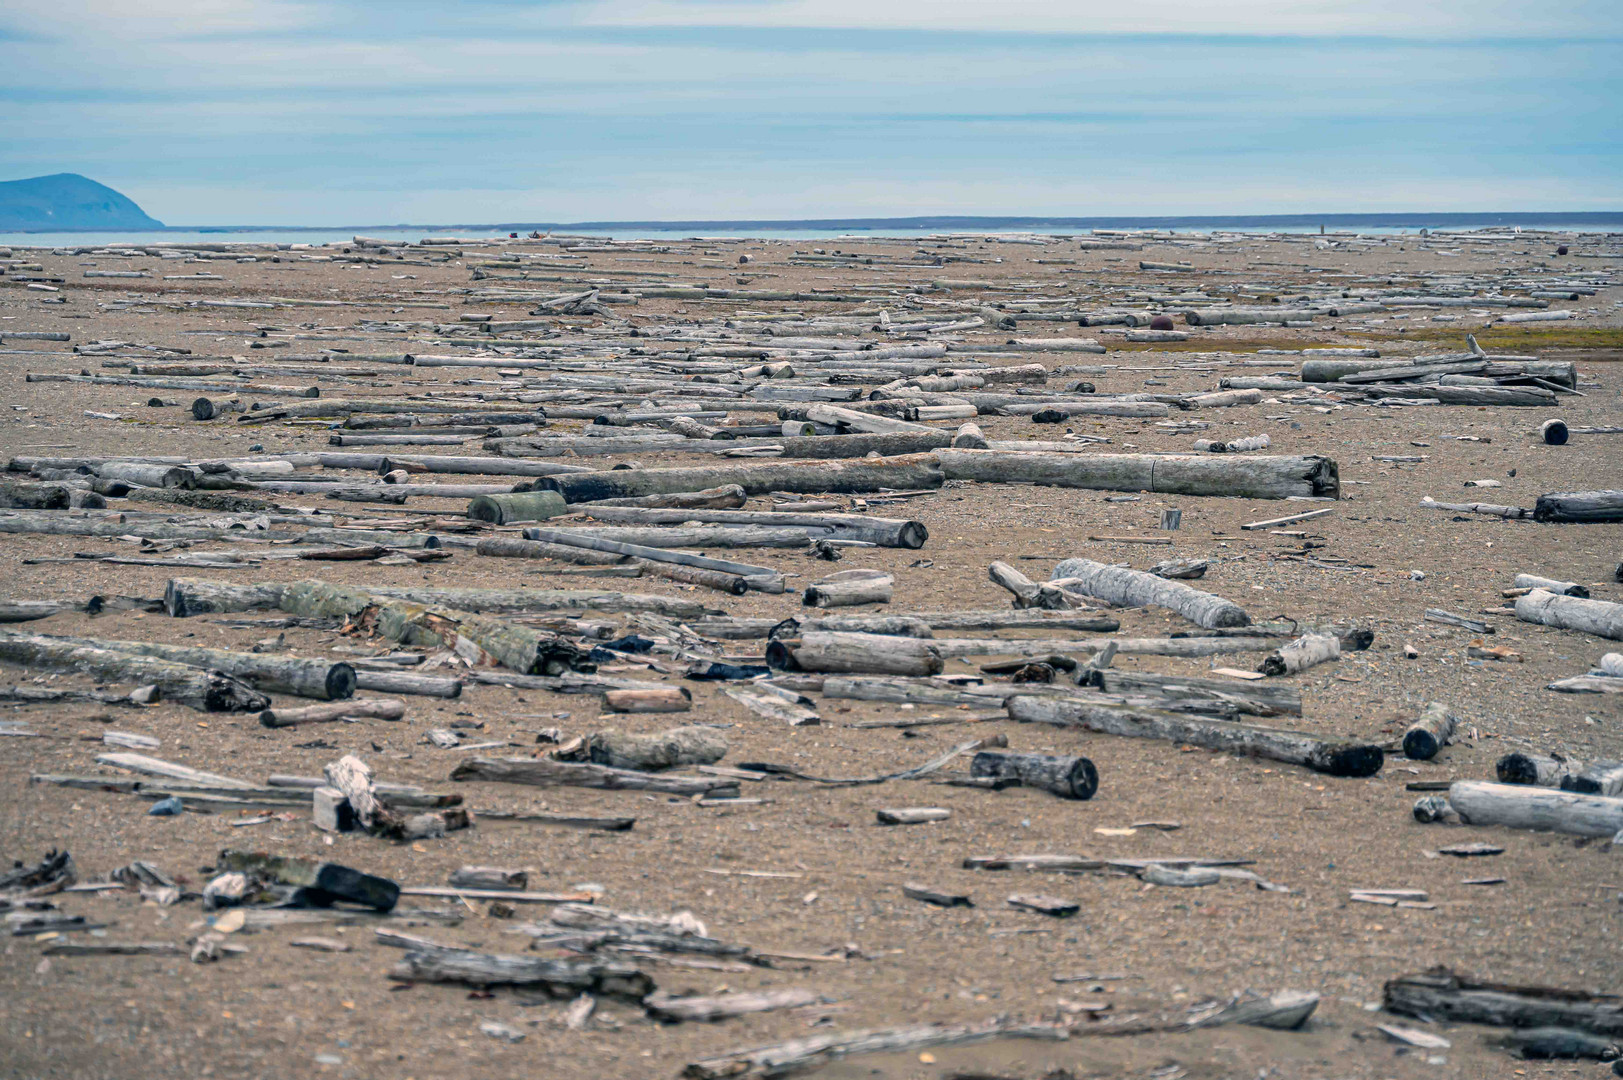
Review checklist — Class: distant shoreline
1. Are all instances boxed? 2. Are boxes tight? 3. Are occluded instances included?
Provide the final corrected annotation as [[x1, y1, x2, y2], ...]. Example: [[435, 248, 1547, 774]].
[[6, 211, 1623, 235]]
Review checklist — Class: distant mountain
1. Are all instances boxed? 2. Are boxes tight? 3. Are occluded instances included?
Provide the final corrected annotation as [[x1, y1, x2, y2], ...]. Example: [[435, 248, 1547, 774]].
[[0, 173, 164, 231]]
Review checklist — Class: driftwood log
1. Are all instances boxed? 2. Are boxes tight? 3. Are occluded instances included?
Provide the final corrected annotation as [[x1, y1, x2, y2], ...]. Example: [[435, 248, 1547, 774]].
[[579, 507, 927, 549], [39, 634, 355, 700], [1532, 490, 1623, 523], [1496, 752, 1579, 787], [1384, 967, 1623, 1037], [1444, 781, 1623, 837], [1257, 633, 1339, 676], [1516, 589, 1623, 641], [538, 454, 945, 503], [577, 727, 727, 771], [1007, 694, 1384, 777], [260, 698, 406, 728], [766, 632, 945, 676], [803, 571, 893, 608], [0, 631, 267, 712], [970, 751, 1098, 799], [450, 757, 738, 797], [1402, 703, 1456, 761], [934, 450, 1339, 500], [1051, 558, 1249, 628]]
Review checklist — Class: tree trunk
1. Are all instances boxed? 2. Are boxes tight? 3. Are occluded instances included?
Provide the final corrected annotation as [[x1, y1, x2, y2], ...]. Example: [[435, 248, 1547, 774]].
[[390, 948, 653, 1001], [353, 670, 463, 698], [1515, 589, 1623, 641], [521, 527, 782, 587], [600, 687, 693, 714], [537, 453, 946, 503], [576, 508, 927, 549], [970, 751, 1098, 799], [163, 577, 712, 619], [1006, 694, 1384, 777], [1088, 670, 1301, 716], [1384, 967, 1623, 1036], [1402, 703, 1456, 761], [466, 490, 568, 524], [1533, 491, 1623, 523], [767, 631, 944, 676], [1495, 752, 1578, 787], [580, 485, 746, 509], [450, 756, 738, 797], [0, 480, 72, 510], [1356, 385, 1556, 406], [1512, 573, 1588, 598], [260, 698, 406, 727], [0, 631, 267, 712], [1051, 558, 1250, 629], [38, 634, 355, 700], [1257, 633, 1339, 676], [534, 525, 813, 549], [1447, 780, 1623, 837], [376, 454, 591, 478], [804, 572, 893, 608], [578, 726, 727, 770], [1561, 761, 1623, 797], [936, 450, 1339, 500]]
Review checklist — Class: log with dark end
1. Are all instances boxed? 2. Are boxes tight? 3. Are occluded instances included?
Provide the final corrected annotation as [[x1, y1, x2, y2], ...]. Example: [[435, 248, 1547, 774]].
[[970, 751, 1098, 799]]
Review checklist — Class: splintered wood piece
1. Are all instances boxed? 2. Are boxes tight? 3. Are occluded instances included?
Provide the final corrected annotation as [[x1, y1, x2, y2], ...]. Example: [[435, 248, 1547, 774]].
[[1006, 893, 1079, 917], [902, 883, 974, 908]]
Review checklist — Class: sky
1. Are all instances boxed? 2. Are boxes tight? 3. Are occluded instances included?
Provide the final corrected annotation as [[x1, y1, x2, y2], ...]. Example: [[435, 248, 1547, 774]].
[[0, 1, 1619, 225]]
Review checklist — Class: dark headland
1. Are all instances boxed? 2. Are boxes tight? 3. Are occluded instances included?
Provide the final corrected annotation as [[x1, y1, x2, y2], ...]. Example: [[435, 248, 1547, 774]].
[[0, 173, 164, 231]]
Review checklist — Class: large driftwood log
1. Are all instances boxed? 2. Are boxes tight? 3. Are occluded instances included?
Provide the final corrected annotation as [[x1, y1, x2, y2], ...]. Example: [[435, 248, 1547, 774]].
[[1007, 694, 1383, 777], [0, 631, 267, 712], [934, 450, 1339, 500], [450, 756, 738, 797], [1446, 781, 1623, 837], [1496, 752, 1579, 787], [1562, 761, 1623, 797], [1384, 968, 1623, 1037], [1087, 670, 1301, 716], [767, 632, 945, 676], [40, 634, 354, 700], [0, 480, 72, 510], [163, 577, 712, 619], [1515, 589, 1623, 641], [1533, 491, 1623, 523], [580, 485, 747, 509], [578, 508, 927, 549], [537, 454, 946, 502], [970, 751, 1098, 799], [803, 571, 892, 608], [1051, 558, 1249, 628], [1512, 574, 1588, 598], [690, 610, 1119, 637], [466, 490, 568, 524]]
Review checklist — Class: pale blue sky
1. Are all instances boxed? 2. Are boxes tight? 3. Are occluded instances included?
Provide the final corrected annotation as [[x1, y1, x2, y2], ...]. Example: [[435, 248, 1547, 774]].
[[1, 1, 1618, 224]]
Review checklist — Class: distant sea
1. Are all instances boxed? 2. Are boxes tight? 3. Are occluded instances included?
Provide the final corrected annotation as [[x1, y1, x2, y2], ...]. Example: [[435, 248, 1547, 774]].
[[3, 213, 1621, 248]]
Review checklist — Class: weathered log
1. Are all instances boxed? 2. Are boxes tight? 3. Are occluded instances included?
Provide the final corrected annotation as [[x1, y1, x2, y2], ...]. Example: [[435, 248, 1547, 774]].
[[38, 633, 354, 700], [0, 480, 72, 510], [1533, 491, 1623, 524], [1513, 574, 1588, 598], [1496, 752, 1578, 787], [988, 561, 1073, 610], [646, 988, 816, 1023], [0, 631, 267, 712], [1087, 670, 1301, 716], [522, 528, 783, 590], [353, 670, 463, 698], [1537, 418, 1569, 445], [936, 450, 1338, 500], [450, 756, 738, 797], [970, 751, 1098, 799], [537, 454, 945, 503], [804, 571, 892, 608], [680, 1017, 1050, 1080], [1446, 781, 1623, 837], [96, 462, 197, 489], [166, 577, 712, 620], [1516, 589, 1623, 641], [601, 687, 692, 713], [1051, 558, 1249, 629], [1561, 761, 1623, 797], [448, 866, 529, 891], [260, 698, 406, 728], [466, 490, 568, 525], [574, 727, 728, 771], [391, 947, 653, 1000], [1257, 633, 1339, 676], [1384, 967, 1623, 1037], [580, 485, 746, 509], [767, 632, 944, 676], [1420, 496, 1532, 519], [216, 850, 399, 910], [1499, 1026, 1622, 1060], [577, 507, 927, 549], [1007, 695, 1383, 777], [1402, 703, 1456, 761], [541, 525, 813, 550]]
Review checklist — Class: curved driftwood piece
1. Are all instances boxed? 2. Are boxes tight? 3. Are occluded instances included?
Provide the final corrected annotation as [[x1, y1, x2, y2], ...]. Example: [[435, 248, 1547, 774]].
[[1257, 633, 1339, 676], [1402, 703, 1456, 761], [1447, 781, 1623, 837], [537, 453, 945, 503], [260, 698, 405, 728], [766, 631, 944, 676], [1533, 490, 1623, 524], [804, 571, 893, 608], [579, 727, 727, 771], [1051, 558, 1249, 628], [1007, 694, 1384, 777], [1495, 752, 1579, 787], [391, 948, 654, 1001], [935, 450, 1340, 500], [0, 631, 267, 712], [38, 634, 355, 700], [450, 756, 738, 797], [1384, 967, 1623, 1037], [970, 751, 1098, 799], [577, 508, 928, 549], [989, 561, 1073, 610], [1515, 589, 1623, 641], [1512, 574, 1588, 598], [466, 490, 568, 524]]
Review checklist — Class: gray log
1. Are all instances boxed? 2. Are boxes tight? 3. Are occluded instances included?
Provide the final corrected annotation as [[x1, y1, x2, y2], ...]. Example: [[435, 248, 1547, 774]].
[[521, 528, 781, 585], [537, 453, 945, 502], [0, 480, 72, 510], [1447, 781, 1623, 837], [1007, 694, 1383, 777], [1516, 589, 1623, 641], [970, 751, 1098, 799], [580, 727, 727, 771], [576, 507, 928, 549], [935, 450, 1339, 500], [1533, 491, 1623, 524], [1513, 574, 1588, 598], [261, 698, 406, 727], [1402, 703, 1456, 761], [581, 485, 746, 509], [1088, 669, 1301, 716], [767, 631, 944, 676], [466, 490, 568, 524], [391, 948, 653, 1001], [1560, 761, 1623, 797], [354, 670, 463, 698], [450, 756, 737, 797], [1495, 752, 1578, 787], [1257, 633, 1339, 676], [0, 631, 267, 712], [57, 636, 354, 700], [1051, 558, 1248, 628], [804, 572, 893, 608], [1385, 967, 1623, 1037], [162, 577, 711, 619]]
